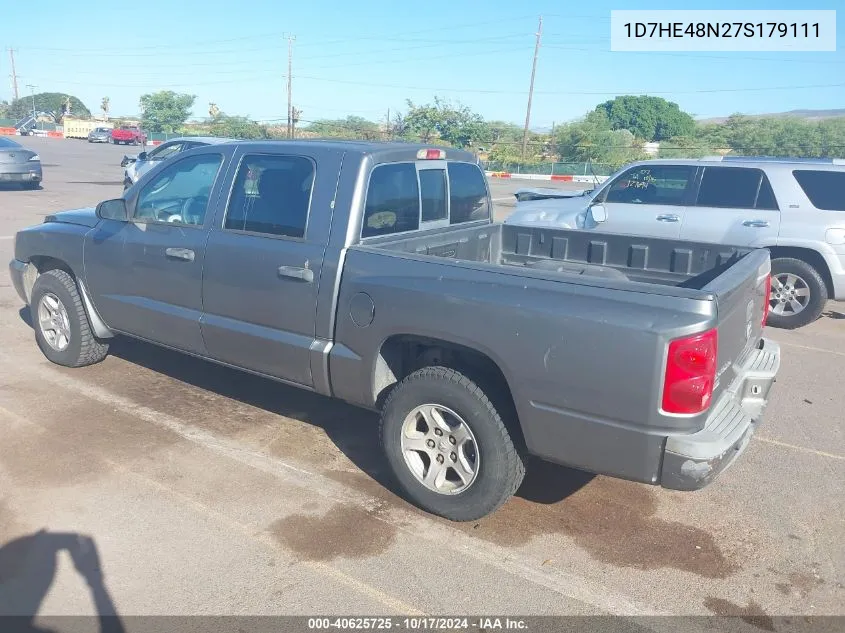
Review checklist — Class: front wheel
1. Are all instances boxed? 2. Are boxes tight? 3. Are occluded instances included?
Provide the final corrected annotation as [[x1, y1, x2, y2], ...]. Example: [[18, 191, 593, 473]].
[[380, 366, 525, 521], [767, 257, 828, 329], [30, 269, 110, 367]]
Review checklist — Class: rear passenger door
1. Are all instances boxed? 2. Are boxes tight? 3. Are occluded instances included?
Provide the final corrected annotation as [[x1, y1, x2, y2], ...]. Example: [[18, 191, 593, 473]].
[[680, 166, 780, 246], [596, 164, 694, 239], [200, 147, 344, 387]]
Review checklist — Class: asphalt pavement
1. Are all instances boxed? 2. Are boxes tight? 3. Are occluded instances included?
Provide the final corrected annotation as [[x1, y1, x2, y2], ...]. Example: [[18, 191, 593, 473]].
[[0, 137, 842, 625]]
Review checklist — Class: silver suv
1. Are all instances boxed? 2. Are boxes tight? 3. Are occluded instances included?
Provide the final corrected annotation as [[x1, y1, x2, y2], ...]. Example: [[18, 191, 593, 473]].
[[504, 156, 845, 329]]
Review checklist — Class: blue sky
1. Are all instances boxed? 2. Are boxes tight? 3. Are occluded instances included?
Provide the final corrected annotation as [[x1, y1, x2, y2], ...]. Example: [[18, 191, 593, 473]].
[[2, 0, 843, 128]]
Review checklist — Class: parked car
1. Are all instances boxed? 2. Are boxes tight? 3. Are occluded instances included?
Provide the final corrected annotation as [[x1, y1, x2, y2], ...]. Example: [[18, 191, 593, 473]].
[[0, 136, 42, 189], [87, 127, 113, 143], [9, 141, 779, 521], [121, 136, 231, 189], [111, 125, 146, 146], [505, 156, 845, 329]]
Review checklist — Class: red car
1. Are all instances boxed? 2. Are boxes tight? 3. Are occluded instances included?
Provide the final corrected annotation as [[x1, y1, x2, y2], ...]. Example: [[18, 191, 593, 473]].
[[111, 125, 146, 146]]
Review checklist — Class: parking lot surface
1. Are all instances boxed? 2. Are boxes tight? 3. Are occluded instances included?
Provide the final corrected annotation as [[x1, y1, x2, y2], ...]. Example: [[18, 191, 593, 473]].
[[1, 138, 843, 621]]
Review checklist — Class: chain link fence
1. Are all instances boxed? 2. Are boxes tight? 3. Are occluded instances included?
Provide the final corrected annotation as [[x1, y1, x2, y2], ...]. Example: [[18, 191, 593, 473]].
[[482, 160, 616, 176]]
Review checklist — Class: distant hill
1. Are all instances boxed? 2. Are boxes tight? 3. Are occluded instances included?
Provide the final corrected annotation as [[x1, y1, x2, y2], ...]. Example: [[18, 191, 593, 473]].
[[697, 109, 845, 124]]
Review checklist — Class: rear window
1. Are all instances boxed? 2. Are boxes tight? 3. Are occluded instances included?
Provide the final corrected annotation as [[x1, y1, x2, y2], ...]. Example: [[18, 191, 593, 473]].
[[361, 161, 490, 238], [696, 167, 778, 210], [792, 170, 845, 211]]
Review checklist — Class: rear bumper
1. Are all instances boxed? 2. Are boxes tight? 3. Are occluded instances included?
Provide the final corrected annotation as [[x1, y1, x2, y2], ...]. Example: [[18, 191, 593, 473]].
[[660, 337, 781, 491], [0, 164, 42, 182]]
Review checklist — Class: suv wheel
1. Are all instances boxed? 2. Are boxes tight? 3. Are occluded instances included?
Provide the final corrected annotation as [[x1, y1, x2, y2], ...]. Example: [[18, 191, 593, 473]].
[[767, 257, 828, 329], [380, 366, 525, 521]]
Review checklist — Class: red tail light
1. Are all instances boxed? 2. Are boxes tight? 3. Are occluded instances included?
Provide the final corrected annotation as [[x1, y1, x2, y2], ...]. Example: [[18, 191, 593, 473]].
[[762, 274, 772, 327], [661, 328, 718, 415]]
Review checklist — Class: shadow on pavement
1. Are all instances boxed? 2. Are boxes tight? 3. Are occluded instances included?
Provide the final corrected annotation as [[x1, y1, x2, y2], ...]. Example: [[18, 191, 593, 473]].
[[0, 530, 125, 633], [105, 336, 592, 507]]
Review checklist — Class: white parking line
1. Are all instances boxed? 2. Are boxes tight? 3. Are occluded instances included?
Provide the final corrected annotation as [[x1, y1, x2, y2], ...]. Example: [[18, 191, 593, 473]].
[[756, 436, 844, 461], [0, 236, 13, 240], [491, 196, 514, 201], [779, 340, 845, 358]]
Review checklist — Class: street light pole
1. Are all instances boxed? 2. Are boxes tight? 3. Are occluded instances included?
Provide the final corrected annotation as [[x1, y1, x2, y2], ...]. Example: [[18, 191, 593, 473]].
[[26, 83, 37, 131]]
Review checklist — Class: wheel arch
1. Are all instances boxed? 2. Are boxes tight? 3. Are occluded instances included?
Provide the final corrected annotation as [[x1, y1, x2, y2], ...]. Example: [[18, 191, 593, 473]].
[[373, 333, 525, 451], [767, 246, 834, 297]]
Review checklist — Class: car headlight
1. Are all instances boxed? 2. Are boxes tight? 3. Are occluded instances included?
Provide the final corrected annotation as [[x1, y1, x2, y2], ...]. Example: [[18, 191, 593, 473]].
[[28, 154, 40, 161]]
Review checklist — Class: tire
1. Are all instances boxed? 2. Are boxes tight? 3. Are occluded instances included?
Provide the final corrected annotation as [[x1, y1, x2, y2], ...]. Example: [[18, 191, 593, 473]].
[[767, 257, 828, 330], [30, 269, 110, 368], [380, 366, 525, 521]]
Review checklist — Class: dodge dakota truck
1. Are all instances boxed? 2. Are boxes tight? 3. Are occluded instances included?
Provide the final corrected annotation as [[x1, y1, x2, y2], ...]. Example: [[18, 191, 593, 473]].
[[9, 140, 780, 521]]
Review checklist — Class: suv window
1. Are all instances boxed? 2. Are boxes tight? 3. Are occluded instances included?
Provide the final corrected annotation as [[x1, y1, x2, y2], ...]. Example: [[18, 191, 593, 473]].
[[224, 154, 315, 238], [696, 166, 778, 210], [362, 163, 421, 238], [792, 170, 845, 211], [134, 153, 223, 226], [447, 162, 491, 224], [604, 165, 693, 205]]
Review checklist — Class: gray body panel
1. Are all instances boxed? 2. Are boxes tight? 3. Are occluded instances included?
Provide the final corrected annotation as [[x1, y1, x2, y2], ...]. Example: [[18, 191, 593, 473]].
[[9, 140, 779, 490]]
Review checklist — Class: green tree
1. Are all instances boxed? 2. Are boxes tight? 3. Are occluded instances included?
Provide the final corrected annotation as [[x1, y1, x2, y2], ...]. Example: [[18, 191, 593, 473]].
[[305, 116, 381, 140], [0, 100, 9, 119], [7, 92, 91, 123], [596, 95, 695, 142], [403, 97, 486, 148], [139, 91, 196, 133], [555, 110, 648, 169], [206, 114, 270, 140]]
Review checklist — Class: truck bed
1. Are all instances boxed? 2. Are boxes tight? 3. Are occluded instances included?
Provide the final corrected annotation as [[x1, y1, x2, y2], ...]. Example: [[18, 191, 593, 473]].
[[368, 222, 755, 292]]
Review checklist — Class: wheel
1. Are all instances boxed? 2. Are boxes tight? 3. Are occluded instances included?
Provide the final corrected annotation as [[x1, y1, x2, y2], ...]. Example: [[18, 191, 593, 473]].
[[767, 257, 828, 329], [380, 366, 525, 521], [30, 269, 110, 367]]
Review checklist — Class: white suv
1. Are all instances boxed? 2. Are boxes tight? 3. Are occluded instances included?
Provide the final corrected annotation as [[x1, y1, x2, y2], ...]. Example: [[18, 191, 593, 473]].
[[505, 156, 845, 329]]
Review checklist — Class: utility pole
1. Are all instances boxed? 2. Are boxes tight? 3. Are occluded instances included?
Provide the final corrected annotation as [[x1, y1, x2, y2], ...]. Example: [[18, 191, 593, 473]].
[[521, 16, 542, 159], [286, 34, 295, 139], [8, 48, 19, 100]]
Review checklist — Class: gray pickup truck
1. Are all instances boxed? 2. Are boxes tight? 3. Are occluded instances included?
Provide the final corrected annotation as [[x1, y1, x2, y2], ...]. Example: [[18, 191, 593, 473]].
[[9, 141, 780, 521]]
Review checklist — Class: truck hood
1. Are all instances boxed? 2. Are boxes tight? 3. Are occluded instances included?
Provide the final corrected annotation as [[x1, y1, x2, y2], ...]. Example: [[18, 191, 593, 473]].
[[44, 207, 100, 228], [502, 196, 593, 229]]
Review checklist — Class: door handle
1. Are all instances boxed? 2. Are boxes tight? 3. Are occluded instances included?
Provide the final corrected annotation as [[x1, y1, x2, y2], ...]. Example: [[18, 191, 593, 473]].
[[743, 220, 770, 228], [656, 214, 680, 223], [277, 265, 314, 283], [165, 247, 195, 262]]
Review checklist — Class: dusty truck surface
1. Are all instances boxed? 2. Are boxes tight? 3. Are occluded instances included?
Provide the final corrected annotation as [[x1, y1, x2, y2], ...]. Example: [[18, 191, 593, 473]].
[[9, 140, 780, 521]]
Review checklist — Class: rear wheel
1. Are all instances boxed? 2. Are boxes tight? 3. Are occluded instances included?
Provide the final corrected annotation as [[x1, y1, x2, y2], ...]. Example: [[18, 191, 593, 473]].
[[380, 366, 525, 521], [767, 257, 828, 329], [30, 269, 110, 367]]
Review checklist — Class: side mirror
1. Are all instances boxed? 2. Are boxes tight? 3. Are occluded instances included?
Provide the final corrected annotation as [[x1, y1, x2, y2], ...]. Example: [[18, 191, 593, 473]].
[[96, 198, 129, 221], [589, 204, 607, 223], [137, 151, 148, 161]]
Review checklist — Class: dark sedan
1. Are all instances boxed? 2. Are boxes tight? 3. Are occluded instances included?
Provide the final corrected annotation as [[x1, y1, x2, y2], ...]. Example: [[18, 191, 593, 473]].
[[0, 137, 42, 189]]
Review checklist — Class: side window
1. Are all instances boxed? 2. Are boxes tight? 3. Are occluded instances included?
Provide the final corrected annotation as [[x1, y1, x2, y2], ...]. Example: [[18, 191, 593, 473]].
[[696, 167, 766, 209], [755, 174, 779, 210], [420, 169, 447, 223], [792, 170, 845, 211], [224, 154, 315, 238], [447, 162, 490, 224], [604, 165, 693, 205], [362, 163, 420, 238], [149, 142, 182, 161], [134, 153, 223, 226]]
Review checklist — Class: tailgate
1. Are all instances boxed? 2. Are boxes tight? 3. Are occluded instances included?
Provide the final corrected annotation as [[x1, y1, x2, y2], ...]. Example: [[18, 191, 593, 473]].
[[701, 248, 771, 401]]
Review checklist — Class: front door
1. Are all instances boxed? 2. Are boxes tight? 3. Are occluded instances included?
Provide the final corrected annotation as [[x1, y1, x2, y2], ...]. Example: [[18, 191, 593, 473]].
[[200, 147, 344, 387], [84, 151, 226, 353], [680, 166, 781, 246], [595, 164, 696, 239]]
